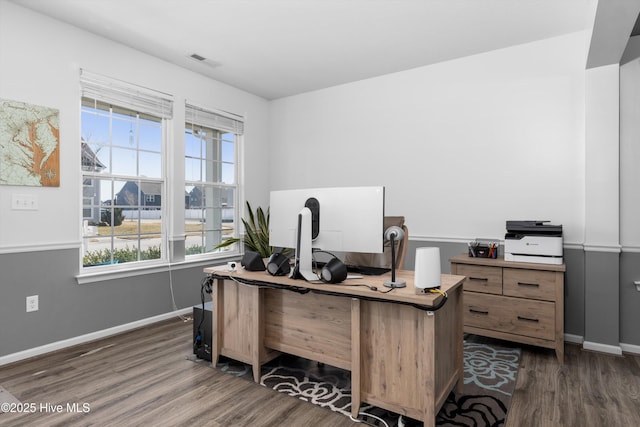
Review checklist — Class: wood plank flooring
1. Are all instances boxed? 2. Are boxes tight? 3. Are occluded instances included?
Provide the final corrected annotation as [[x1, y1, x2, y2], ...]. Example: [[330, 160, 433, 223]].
[[0, 318, 357, 427], [1, 316, 639, 426], [507, 340, 640, 427]]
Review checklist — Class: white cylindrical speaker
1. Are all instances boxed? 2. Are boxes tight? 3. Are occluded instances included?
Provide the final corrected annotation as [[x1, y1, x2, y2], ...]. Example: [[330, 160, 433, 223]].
[[414, 247, 441, 290]]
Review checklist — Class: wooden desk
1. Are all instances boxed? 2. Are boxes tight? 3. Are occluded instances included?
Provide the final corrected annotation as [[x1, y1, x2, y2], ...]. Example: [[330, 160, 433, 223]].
[[203, 266, 465, 426]]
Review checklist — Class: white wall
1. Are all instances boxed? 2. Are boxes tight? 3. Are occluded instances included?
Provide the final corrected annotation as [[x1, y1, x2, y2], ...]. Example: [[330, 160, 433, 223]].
[[0, 0, 270, 251], [269, 32, 588, 244], [620, 40, 640, 250], [585, 64, 620, 250]]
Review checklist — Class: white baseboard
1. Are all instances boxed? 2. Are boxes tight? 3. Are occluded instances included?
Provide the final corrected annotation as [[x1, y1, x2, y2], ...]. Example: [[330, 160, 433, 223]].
[[564, 333, 584, 344], [583, 340, 623, 356], [565, 335, 640, 355], [0, 307, 192, 367], [620, 342, 640, 355]]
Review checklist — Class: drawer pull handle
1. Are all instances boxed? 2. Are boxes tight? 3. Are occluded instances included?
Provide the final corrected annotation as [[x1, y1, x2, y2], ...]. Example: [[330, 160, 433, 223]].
[[517, 316, 539, 323], [518, 282, 540, 287], [469, 308, 489, 315], [469, 277, 488, 282]]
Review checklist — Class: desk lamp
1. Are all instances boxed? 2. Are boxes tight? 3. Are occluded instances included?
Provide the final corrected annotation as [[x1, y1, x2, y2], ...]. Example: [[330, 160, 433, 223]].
[[383, 225, 406, 288]]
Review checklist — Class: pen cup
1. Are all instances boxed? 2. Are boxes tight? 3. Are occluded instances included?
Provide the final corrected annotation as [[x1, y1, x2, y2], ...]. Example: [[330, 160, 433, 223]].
[[468, 240, 498, 258]]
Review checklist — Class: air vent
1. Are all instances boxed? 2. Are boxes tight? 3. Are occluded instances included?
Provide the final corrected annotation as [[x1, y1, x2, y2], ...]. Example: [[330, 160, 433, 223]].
[[188, 53, 220, 69]]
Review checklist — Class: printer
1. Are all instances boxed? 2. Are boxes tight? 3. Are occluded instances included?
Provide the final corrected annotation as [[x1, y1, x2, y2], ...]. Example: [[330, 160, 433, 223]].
[[504, 220, 563, 265]]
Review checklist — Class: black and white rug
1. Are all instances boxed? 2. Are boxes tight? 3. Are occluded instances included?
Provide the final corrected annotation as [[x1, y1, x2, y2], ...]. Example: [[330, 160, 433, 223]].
[[214, 337, 521, 426]]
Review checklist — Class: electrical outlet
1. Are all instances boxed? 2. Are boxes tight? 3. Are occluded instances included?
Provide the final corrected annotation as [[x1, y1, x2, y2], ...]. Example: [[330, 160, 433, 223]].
[[26, 295, 39, 312]]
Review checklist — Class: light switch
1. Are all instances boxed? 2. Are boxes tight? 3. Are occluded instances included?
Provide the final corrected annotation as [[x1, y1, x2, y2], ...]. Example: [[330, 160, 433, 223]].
[[11, 194, 38, 210]]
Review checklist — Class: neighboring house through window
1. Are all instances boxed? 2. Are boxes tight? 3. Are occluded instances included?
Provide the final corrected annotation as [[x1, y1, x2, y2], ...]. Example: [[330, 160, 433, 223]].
[[185, 103, 242, 257], [79, 71, 243, 272], [80, 70, 172, 268], [81, 142, 106, 224]]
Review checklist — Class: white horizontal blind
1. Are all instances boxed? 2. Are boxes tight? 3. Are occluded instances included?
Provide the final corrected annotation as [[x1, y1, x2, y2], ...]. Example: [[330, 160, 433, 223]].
[[80, 69, 173, 119], [186, 103, 244, 134]]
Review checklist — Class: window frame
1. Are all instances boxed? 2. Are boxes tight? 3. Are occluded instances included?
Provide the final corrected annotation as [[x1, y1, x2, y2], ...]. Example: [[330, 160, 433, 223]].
[[79, 70, 172, 273], [184, 103, 243, 260], [77, 71, 245, 282]]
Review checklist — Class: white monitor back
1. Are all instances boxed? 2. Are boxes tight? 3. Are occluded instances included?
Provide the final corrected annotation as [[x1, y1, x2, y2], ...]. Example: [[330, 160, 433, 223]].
[[269, 186, 385, 254]]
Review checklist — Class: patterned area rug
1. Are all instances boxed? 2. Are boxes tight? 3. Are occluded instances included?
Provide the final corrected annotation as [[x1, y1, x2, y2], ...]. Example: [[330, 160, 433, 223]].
[[214, 337, 521, 427]]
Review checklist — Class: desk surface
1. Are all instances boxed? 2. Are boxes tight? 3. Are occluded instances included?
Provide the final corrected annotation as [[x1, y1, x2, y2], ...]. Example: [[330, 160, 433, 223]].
[[203, 266, 465, 308]]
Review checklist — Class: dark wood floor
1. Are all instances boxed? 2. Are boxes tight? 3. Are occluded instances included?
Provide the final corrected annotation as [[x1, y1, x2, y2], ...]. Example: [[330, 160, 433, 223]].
[[0, 318, 358, 427], [1, 317, 639, 426], [507, 339, 640, 427]]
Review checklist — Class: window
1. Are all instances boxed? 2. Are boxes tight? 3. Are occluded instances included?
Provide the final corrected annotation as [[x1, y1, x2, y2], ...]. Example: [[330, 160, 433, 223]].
[[185, 104, 243, 257], [80, 70, 172, 269]]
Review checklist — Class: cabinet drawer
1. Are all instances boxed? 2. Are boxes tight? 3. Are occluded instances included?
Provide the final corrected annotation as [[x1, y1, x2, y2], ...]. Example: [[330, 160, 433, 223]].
[[464, 293, 555, 341], [503, 268, 558, 301], [456, 264, 502, 294]]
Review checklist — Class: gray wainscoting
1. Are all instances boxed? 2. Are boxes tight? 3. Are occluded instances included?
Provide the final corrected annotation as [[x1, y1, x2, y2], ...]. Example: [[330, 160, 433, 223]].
[[584, 250, 620, 348], [620, 251, 640, 346], [0, 248, 208, 358]]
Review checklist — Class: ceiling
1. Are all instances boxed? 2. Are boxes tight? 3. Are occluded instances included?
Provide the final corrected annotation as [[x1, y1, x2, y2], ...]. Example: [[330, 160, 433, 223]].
[[10, 0, 600, 100], [634, 13, 640, 37]]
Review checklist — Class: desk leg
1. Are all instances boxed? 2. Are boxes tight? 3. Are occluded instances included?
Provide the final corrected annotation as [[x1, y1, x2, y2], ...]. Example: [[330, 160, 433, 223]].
[[211, 277, 223, 367], [251, 286, 262, 382], [555, 272, 565, 365], [351, 298, 361, 419], [423, 310, 436, 427]]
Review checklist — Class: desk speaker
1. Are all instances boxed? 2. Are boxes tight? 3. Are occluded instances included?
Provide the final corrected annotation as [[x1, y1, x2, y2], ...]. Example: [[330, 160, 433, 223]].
[[321, 257, 347, 284], [242, 251, 266, 271], [267, 252, 290, 276]]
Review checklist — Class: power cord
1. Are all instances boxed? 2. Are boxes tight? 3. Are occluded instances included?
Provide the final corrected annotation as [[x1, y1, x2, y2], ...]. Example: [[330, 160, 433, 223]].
[[337, 283, 394, 293], [194, 275, 214, 353], [210, 273, 448, 312], [167, 253, 190, 322], [228, 275, 310, 295], [349, 411, 390, 427]]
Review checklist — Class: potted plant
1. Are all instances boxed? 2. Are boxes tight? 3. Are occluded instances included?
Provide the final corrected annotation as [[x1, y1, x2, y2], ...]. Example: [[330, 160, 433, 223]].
[[214, 201, 274, 258]]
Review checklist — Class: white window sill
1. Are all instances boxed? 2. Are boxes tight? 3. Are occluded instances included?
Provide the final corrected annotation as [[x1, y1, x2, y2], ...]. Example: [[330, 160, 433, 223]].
[[76, 254, 240, 285]]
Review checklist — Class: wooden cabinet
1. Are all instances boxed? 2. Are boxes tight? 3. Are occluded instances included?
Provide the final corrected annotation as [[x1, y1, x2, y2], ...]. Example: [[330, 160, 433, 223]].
[[450, 254, 565, 363]]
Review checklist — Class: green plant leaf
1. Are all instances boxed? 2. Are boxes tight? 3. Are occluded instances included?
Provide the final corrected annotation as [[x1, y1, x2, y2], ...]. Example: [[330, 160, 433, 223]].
[[213, 201, 274, 258]]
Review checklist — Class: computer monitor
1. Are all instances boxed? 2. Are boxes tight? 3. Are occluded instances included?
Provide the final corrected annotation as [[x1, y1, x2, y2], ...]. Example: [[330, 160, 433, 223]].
[[269, 186, 385, 280]]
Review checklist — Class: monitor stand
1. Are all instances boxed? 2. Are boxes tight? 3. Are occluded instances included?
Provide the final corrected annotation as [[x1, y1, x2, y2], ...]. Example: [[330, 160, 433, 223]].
[[290, 207, 316, 281]]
